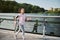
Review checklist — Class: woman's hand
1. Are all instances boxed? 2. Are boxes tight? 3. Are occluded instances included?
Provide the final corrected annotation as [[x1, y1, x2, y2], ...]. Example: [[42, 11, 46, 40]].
[[27, 17, 31, 21]]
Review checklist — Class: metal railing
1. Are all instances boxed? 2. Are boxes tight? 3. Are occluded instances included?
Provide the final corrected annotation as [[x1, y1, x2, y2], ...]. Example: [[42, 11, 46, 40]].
[[0, 14, 60, 37]]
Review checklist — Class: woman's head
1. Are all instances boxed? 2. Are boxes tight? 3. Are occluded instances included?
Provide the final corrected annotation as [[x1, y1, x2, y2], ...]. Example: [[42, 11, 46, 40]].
[[18, 8, 25, 14]]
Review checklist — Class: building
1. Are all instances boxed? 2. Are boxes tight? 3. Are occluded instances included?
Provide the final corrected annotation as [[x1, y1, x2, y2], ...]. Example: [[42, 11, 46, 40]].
[[48, 8, 60, 12], [58, 8, 60, 11]]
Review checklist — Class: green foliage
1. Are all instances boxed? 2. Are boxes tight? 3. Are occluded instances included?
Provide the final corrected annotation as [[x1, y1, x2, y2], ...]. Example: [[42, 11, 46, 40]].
[[0, 1, 19, 13], [46, 10, 60, 15], [47, 11, 60, 13], [0, 1, 45, 13]]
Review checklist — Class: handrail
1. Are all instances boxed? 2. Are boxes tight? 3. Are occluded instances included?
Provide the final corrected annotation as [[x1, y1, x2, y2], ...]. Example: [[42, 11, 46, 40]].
[[0, 15, 60, 18], [0, 14, 60, 38]]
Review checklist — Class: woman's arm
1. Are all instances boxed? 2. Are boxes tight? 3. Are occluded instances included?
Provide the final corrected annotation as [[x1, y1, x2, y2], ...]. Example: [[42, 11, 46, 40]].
[[14, 15, 19, 26]]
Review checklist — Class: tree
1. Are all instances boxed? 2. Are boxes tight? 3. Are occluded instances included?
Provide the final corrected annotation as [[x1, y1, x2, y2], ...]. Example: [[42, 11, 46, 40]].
[[0, 1, 45, 13]]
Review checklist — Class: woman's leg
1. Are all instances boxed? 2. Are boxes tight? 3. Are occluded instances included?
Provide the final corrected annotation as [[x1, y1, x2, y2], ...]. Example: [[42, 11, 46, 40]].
[[20, 25, 25, 40], [15, 26, 20, 35], [14, 24, 20, 39]]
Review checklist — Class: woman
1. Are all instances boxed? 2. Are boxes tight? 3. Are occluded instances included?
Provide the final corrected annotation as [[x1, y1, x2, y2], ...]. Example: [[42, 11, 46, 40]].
[[14, 8, 26, 40]]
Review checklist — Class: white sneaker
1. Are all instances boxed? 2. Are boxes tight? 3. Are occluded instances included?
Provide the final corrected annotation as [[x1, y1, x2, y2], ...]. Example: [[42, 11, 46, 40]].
[[14, 34, 17, 40], [22, 36, 25, 40], [23, 37, 25, 40]]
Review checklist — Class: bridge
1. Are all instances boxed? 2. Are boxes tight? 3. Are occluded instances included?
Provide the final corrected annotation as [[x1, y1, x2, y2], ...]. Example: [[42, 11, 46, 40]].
[[0, 13, 60, 40]]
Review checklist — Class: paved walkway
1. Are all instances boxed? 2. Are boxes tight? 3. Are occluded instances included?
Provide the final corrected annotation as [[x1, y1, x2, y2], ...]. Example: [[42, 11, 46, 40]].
[[0, 29, 60, 40]]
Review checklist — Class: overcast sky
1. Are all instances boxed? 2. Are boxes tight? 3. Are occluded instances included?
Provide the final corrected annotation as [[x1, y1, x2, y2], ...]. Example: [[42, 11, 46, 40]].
[[15, 0, 60, 10]]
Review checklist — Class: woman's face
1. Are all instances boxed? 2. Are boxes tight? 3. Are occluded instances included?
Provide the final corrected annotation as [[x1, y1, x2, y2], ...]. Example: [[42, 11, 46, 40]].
[[20, 8, 25, 14]]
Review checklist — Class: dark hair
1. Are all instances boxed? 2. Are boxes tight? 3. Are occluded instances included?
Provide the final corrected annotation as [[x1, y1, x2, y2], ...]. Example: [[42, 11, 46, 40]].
[[18, 7, 25, 13]]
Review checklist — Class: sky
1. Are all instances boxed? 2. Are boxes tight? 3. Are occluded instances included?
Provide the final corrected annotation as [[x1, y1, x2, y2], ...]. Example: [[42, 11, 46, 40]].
[[15, 0, 60, 10]]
